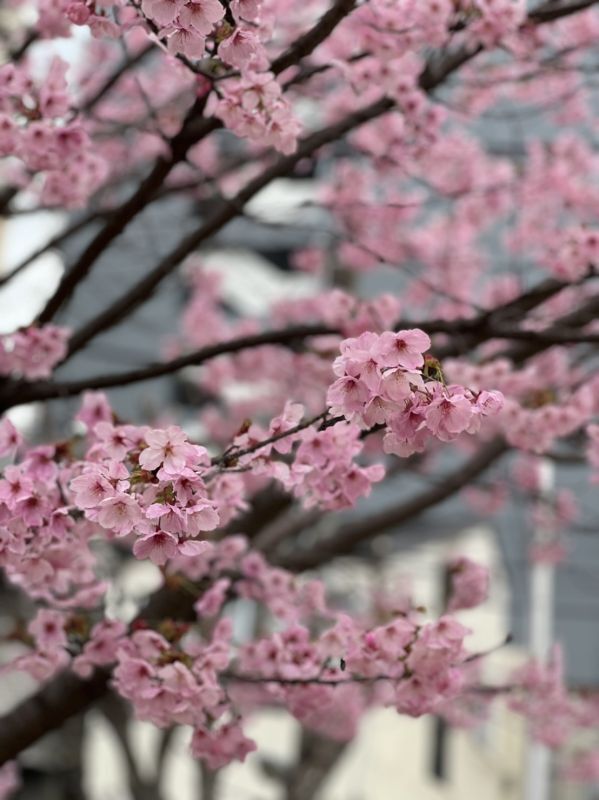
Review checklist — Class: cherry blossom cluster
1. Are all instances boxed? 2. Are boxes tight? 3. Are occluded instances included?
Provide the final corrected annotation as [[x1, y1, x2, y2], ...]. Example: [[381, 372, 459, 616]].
[[0, 324, 70, 380], [138, 0, 269, 66], [344, 0, 526, 62], [206, 72, 301, 154], [462, 0, 526, 47], [462, 453, 580, 565], [21, 0, 121, 38], [5, 609, 74, 683], [1, 519, 491, 770], [545, 226, 599, 282], [0, 60, 107, 207], [446, 354, 597, 453], [70, 422, 221, 565], [0, 440, 107, 607], [298, 129, 599, 320], [327, 330, 503, 457], [0, 380, 376, 625], [168, 267, 333, 437], [446, 556, 490, 612], [112, 619, 254, 769], [508, 136, 599, 278], [0, 382, 389, 616], [140, 0, 225, 58], [176, 284, 516, 460], [563, 749, 599, 783], [172, 308, 506, 487], [272, 288, 402, 338], [43, 0, 301, 152], [230, 406, 386, 510], [508, 647, 599, 750], [58, 0, 121, 36], [433, 645, 599, 758]]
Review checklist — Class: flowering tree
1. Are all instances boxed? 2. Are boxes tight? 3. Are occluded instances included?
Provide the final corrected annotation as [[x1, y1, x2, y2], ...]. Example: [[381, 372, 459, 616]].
[[0, 0, 599, 795]]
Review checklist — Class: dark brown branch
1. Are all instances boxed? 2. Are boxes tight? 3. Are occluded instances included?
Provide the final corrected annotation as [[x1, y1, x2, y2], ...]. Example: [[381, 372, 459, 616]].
[[1, 273, 592, 409], [209, 410, 329, 467], [0, 325, 333, 407], [529, 0, 599, 24], [488, 326, 599, 345], [494, 291, 599, 363], [35, 0, 360, 327], [0, 187, 19, 216], [62, 95, 396, 358], [61, 38, 485, 359], [276, 437, 509, 571], [220, 672, 509, 688], [269, 0, 356, 75], [7, 29, 38, 62], [36, 96, 217, 325], [0, 668, 109, 766], [80, 43, 154, 114]]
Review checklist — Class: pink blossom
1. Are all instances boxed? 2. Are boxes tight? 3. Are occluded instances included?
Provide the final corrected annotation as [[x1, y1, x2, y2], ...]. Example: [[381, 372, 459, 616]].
[[72, 619, 126, 677], [139, 426, 190, 475], [0, 325, 69, 379], [0, 418, 21, 458], [133, 530, 179, 564], [168, 26, 208, 59], [447, 557, 490, 611], [28, 609, 68, 649], [231, 0, 261, 21], [70, 469, 115, 508], [218, 28, 264, 70], [97, 493, 144, 536], [190, 722, 257, 770], [376, 329, 431, 370], [178, 0, 224, 35], [195, 578, 231, 617], [75, 392, 113, 430], [424, 392, 474, 441], [141, 0, 186, 25]]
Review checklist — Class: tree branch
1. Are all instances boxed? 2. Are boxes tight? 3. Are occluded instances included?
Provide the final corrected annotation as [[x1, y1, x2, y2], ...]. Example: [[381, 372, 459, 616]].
[[61, 96, 397, 358], [269, 0, 356, 76], [6, 29, 38, 63], [36, 95, 217, 325], [276, 437, 509, 571], [529, 0, 599, 24], [1, 273, 593, 409], [35, 0, 360, 327], [0, 325, 333, 408], [53, 0, 588, 362], [80, 43, 154, 114]]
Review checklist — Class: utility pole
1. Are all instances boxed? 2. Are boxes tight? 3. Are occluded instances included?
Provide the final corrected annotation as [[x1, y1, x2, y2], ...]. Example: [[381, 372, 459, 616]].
[[524, 458, 555, 800]]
